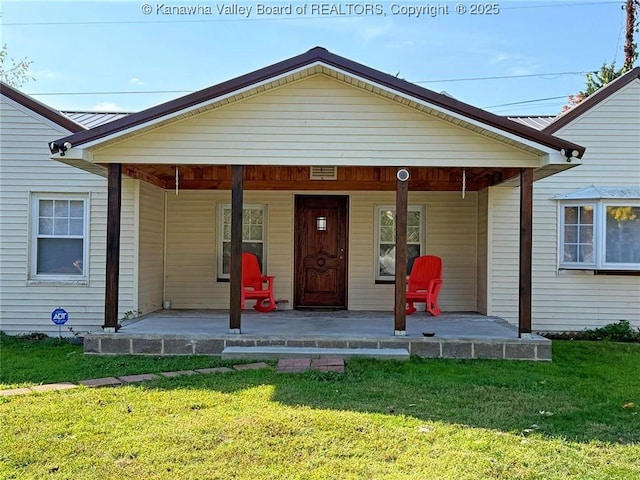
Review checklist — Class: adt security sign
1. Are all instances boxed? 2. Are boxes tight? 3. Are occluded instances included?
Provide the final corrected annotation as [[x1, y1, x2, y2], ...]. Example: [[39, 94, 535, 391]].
[[51, 307, 69, 326]]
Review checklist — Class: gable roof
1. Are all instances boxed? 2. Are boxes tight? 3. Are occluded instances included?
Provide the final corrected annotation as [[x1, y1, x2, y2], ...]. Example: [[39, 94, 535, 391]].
[[544, 66, 640, 134], [52, 47, 584, 157], [0, 81, 86, 133]]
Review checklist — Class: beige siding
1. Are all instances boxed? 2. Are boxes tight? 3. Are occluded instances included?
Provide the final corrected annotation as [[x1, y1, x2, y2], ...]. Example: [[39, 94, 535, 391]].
[[137, 182, 165, 314], [476, 188, 488, 314], [164, 191, 293, 309], [164, 190, 478, 312], [489, 79, 640, 330], [92, 74, 539, 168], [486, 187, 519, 323], [0, 97, 136, 335]]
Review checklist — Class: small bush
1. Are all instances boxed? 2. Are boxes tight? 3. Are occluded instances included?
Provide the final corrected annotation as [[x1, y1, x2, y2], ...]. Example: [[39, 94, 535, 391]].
[[540, 320, 640, 342], [583, 320, 640, 342]]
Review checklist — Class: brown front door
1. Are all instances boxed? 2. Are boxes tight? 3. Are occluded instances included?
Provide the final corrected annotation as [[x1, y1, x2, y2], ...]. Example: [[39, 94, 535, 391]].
[[294, 195, 348, 309]]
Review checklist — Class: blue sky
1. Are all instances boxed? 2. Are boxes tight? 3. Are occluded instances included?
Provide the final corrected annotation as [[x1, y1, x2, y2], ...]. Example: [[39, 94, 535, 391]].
[[1, 1, 632, 115]]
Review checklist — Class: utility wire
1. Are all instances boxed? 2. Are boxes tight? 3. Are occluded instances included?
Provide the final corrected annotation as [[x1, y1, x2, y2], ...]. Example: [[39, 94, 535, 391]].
[[26, 90, 195, 96], [26, 70, 593, 96], [415, 71, 592, 84], [484, 95, 569, 108], [1, 1, 621, 26]]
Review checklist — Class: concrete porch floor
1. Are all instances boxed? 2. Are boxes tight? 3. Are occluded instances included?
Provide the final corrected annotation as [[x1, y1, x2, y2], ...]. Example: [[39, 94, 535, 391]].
[[83, 310, 552, 361]]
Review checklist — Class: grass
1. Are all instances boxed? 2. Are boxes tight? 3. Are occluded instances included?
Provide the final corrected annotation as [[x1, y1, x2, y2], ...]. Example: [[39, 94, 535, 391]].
[[1, 334, 639, 479]]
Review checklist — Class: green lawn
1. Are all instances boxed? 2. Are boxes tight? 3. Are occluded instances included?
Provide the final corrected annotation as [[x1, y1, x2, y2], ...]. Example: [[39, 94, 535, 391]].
[[1, 335, 639, 479]]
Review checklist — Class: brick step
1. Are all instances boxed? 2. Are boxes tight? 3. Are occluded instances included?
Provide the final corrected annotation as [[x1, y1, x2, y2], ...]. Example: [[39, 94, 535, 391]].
[[221, 346, 410, 361]]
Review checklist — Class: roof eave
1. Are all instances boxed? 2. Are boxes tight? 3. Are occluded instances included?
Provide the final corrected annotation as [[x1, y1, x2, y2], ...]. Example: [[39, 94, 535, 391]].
[[1, 81, 86, 133], [544, 66, 640, 134], [52, 47, 585, 157]]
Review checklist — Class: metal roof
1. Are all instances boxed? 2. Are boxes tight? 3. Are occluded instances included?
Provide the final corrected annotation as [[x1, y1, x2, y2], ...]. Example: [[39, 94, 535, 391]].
[[553, 186, 640, 200], [507, 116, 556, 131], [64, 111, 130, 128]]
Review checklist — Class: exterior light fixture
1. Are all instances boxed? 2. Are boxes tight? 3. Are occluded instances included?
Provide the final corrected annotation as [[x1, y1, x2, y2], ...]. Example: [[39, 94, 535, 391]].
[[397, 168, 410, 181], [316, 216, 327, 231], [48, 141, 72, 157], [560, 148, 579, 162]]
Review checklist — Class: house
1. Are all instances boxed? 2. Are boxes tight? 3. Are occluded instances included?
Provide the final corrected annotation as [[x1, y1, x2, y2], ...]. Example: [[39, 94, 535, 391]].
[[1, 48, 636, 338], [0, 83, 138, 335], [507, 67, 640, 331]]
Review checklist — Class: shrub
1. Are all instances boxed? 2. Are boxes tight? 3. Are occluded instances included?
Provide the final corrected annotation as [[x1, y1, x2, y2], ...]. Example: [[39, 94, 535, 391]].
[[582, 320, 640, 342]]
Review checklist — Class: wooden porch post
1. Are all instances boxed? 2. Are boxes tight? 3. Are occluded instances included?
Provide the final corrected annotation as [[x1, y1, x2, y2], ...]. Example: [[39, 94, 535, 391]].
[[394, 168, 409, 335], [229, 165, 243, 333], [519, 168, 533, 337], [103, 163, 122, 331]]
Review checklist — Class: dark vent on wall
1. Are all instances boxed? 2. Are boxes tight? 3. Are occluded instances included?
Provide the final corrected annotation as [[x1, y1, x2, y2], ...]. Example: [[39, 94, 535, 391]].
[[309, 166, 337, 180]]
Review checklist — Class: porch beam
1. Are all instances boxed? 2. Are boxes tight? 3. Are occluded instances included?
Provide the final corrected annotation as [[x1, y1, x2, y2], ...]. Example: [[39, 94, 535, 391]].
[[229, 165, 243, 333], [519, 167, 533, 337], [394, 168, 409, 335], [104, 163, 122, 331]]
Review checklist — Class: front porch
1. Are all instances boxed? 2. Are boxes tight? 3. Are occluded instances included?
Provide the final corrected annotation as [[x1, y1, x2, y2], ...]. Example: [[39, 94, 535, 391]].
[[83, 310, 551, 361]]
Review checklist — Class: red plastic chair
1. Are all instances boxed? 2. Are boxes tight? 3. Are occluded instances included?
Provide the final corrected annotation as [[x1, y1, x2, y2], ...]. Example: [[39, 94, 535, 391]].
[[406, 255, 443, 316], [241, 252, 276, 312]]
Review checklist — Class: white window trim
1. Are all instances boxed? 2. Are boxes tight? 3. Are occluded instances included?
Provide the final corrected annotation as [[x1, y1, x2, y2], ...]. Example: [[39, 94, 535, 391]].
[[558, 200, 640, 271], [558, 202, 597, 270], [374, 205, 426, 282], [601, 202, 640, 270], [217, 204, 267, 279], [29, 192, 90, 284]]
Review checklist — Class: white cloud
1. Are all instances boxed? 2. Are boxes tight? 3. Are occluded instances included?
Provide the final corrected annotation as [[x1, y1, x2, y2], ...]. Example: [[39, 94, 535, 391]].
[[486, 52, 539, 76], [130, 77, 145, 86], [93, 101, 122, 112], [507, 66, 536, 76], [28, 69, 59, 80], [489, 53, 511, 64]]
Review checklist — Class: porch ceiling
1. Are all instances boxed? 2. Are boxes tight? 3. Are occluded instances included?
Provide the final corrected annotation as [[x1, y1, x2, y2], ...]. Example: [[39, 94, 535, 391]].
[[118, 164, 521, 191]]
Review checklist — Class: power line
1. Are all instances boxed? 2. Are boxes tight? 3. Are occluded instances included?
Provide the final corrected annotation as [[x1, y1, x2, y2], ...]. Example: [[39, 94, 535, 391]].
[[1, 1, 621, 26], [415, 71, 592, 84], [484, 95, 569, 109], [26, 90, 195, 96], [26, 69, 593, 97]]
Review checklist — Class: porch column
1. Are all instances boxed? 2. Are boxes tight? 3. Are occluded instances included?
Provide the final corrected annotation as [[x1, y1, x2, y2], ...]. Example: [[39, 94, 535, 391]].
[[103, 163, 122, 332], [394, 168, 409, 335], [229, 165, 243, 333], [519, 167, 533, 337]]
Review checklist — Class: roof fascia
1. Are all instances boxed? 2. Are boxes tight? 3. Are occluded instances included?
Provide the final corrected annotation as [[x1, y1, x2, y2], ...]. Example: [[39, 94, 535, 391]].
[[1, 82, 85, 133], [544, 67, 640, 134]]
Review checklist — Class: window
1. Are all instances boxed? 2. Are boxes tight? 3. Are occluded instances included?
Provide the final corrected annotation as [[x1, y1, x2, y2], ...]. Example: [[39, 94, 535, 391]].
[[30, 194, 88, 281], [559, 202, 640, 270], [375, 205, 425, 282], [218, 204, 267, 279]]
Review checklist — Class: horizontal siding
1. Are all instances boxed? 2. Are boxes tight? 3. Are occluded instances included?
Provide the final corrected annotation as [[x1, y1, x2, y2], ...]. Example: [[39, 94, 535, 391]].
[[164, 190, 477, 312], [137, 182, 165, 314], [0, 98, 136, 335], [93, 74, 539, 168], [489, 79, 640, 331], [165, 191, 293, 309], [350, 191, 477, 311]]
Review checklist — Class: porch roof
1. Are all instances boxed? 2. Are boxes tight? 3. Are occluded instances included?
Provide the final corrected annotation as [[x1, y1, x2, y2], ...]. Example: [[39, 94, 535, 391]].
[[49, 47, 584, 163]]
